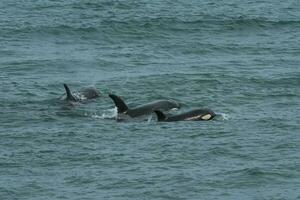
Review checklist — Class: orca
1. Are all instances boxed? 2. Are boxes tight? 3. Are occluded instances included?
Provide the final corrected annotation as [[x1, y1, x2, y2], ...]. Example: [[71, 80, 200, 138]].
[[154, 109, 216, 122], [108, 94, 180, 118], [63, 84, 100, 102]]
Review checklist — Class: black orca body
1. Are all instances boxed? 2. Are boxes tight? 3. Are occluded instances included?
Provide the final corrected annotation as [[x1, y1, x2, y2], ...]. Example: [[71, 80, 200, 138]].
[[154, 109, 216, 122], [108, 94, 180, 118], [63, 84, 100, 102]]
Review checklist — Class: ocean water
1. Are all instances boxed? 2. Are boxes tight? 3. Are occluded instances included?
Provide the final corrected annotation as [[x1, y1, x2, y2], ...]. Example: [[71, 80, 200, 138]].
[[1, 0, 300, 199]]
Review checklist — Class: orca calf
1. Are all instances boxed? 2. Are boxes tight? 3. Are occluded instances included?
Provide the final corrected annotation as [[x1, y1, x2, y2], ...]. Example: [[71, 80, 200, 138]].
[[154, 109, 216, 122], [63, 84, 100, 102], [108, 94, 180, 118]]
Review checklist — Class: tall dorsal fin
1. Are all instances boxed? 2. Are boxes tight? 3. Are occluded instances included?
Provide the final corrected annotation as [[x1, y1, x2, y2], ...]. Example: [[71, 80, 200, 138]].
[[63, 84, 77, 101], [108, 94, 129, 113], [154, 110, 167, 121]]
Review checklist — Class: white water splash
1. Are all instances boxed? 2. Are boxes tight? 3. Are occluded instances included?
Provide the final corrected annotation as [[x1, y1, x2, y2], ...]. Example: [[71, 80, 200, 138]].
[[147, 114, 153, 123], [73, 92, 87, 101], [92, 107, 118, 119], [218, 113, 230, 120]]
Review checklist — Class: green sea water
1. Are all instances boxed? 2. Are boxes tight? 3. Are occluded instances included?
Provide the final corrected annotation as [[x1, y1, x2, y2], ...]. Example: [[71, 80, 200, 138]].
[[1, 1, 300, 199]]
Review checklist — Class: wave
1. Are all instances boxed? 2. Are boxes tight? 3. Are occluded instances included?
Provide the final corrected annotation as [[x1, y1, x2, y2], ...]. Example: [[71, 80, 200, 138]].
[[2, 15, 299, 37], [250, 74, 300, 87], [1, 24, 98, 36], [101, 16, 300, 30]]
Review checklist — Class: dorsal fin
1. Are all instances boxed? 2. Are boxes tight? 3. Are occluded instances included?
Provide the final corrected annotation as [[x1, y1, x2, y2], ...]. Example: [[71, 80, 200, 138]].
[[108, 94, 129, 113], [63, 84, 77, 101], [154, 110, 167, 121]]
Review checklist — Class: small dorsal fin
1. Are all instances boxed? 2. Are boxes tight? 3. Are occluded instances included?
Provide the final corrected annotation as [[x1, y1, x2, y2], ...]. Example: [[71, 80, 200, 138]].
[[108, 94, 128, 113], [63, 84, 77, 101], [154, 110, 167, 121]]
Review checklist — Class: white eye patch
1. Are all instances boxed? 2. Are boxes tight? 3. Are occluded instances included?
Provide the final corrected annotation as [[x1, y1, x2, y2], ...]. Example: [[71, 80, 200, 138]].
[[201, 114, 212, 120], [185, 114, 212, 121]]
